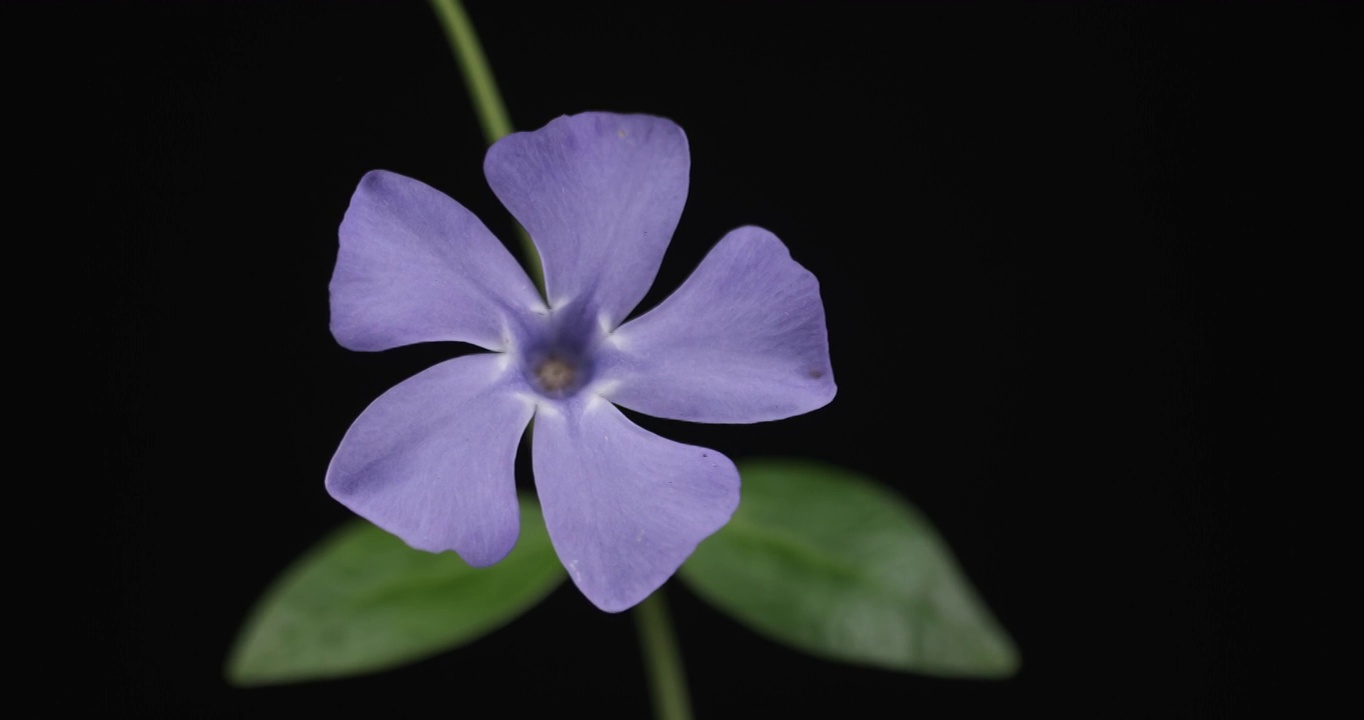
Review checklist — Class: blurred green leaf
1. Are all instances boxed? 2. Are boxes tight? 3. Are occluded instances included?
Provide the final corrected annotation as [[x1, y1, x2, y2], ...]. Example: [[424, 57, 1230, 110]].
[[679, 459, 1018, 677], [226, 495, 565, 686]]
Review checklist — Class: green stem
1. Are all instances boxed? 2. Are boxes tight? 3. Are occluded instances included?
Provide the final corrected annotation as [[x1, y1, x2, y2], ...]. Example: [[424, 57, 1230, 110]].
[[427, 6, 689, 713], [633, 592, 694, 720], [427, 0, 544, 293]]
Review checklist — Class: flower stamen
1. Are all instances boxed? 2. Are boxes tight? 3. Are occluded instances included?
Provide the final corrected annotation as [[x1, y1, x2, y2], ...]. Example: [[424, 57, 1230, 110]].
[[535, 356, 576, 392]]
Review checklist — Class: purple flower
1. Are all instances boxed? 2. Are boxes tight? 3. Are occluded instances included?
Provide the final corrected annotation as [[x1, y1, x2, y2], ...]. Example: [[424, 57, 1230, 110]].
[[326, 112, 835, 612]]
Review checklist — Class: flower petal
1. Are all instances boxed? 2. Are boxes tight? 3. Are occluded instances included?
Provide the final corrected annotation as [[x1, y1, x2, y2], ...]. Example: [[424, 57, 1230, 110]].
[[326, 353, 533, 566], [597, 226, 836, 423], [484, 112, 689, 327], [331, 170, 543, 352], [532, 398, 739, 612]]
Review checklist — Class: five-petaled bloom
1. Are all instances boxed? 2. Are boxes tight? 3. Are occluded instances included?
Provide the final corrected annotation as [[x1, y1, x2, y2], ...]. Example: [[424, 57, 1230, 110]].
[[327, 112, 835, 611]]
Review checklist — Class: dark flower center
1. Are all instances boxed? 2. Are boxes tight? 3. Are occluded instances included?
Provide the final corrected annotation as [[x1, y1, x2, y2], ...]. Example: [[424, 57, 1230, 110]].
[[525, 347, 593, 399], [518, 299, 601, 400], [535, 356, 576, 392]]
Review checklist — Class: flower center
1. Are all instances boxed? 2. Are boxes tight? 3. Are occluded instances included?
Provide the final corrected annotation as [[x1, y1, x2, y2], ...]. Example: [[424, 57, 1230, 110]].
[[535, 356, 576, 392], [516, 299, 603, 401], [525, 348, 593, 399]]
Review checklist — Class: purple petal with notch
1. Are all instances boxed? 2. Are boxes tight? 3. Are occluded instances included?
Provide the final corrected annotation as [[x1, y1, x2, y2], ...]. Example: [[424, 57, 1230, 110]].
[[326, 353, 533, 566], [331, 170, 543, 352], [532, 398, 739, 612], [484, 113, 689, 328], [597, 226, 835, 423]]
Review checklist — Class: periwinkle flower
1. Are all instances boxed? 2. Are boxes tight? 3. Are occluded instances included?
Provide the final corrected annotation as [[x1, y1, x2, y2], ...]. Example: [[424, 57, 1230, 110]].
[[326, 112, 835, 611]]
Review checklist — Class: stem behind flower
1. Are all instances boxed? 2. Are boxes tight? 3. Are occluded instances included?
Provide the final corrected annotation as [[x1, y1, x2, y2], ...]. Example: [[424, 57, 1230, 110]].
[[425, 6, 689, 719], [428, 0, 545, 295], [634, 591, 694, 720]]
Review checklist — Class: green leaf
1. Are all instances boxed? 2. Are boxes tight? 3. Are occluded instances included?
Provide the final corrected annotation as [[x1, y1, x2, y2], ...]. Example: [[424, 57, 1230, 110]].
[[226, 495, 566, 686], [679, 459, 1018, 677]]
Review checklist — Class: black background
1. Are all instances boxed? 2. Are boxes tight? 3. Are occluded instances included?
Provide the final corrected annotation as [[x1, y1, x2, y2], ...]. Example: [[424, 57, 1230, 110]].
[[30, 0, 1350, 716]]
